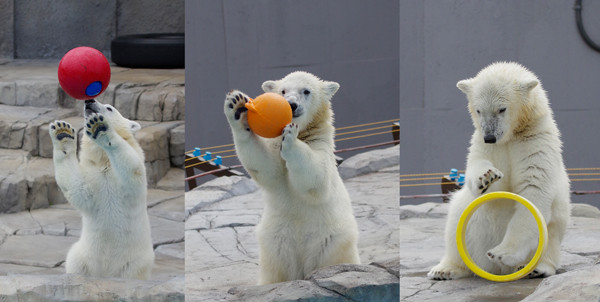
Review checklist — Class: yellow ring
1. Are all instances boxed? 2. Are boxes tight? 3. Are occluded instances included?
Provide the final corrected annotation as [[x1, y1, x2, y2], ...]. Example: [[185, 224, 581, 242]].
[[456, 191, 548, 282]]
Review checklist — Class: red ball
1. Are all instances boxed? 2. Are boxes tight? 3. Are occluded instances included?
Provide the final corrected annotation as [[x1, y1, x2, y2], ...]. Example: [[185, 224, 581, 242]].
[[58, 46, 111, 100]]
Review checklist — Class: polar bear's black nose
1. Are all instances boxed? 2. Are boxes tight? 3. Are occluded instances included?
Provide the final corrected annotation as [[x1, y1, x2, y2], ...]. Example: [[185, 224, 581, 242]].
[[484, 134, 497, 144], [85, 99, 96, 105], [289, 102, 298, 112]]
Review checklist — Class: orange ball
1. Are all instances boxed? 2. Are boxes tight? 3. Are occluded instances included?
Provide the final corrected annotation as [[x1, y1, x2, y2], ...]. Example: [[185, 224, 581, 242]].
[[245, 92, 292, 138]]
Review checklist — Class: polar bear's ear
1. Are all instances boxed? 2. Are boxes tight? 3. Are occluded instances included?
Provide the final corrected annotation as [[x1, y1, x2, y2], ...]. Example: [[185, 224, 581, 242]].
[[519, 80, 538, 92], [261, 80, 277, 93], [323, 81, 340, 98], [456, 79, 472, 94], [130, 121, 141, 133]]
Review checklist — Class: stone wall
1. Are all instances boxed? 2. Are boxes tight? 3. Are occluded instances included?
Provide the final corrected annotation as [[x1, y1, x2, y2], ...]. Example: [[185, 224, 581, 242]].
[[2, 0, 184, 59]]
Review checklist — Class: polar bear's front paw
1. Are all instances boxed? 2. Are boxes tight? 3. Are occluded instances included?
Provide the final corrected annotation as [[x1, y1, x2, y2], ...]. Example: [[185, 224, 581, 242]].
[[473, 168, 503, 194], [85, 113, 109, 140], [487, 244, 528, 267], [49, 121, 76, 155], [280, 123, 299, 157], [224, 90, 250, 131], [427, 262, 471, 280]]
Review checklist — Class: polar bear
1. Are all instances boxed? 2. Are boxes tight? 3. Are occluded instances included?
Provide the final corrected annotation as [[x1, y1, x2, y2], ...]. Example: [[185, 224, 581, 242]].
[[428, 62, 570, 280], [224, 71, 360, 284], [49, 99, 154, 280]]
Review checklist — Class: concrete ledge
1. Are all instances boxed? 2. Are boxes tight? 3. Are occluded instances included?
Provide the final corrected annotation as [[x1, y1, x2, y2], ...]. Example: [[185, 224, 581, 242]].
[[0, 274, 183, 302]]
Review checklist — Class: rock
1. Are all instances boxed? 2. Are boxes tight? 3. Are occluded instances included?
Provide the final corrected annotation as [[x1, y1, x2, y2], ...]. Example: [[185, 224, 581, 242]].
[[0, 274, 184, 302], [169, 124, 185, 167], [114, 84, 143, 120], [228, 280, 342, 302], [228, 262, 399, 302], [156, 168, 184, 191], [155, 242, 184, 260], [338, 145, 399, 179], [146, 159, 172, 188], [195, 176, 258, 197], [149, 215, 184, 247], [162, 89, 185, 121], [137, 89, 164, 121], [571, 203, 600, 218], [0, 235, 77, 267], [0, 81, 16, 106], [14, 79, 60, 107], [521, 264, 600, 301], [399, 202, 449, 219], [149, 194, 185, 222]]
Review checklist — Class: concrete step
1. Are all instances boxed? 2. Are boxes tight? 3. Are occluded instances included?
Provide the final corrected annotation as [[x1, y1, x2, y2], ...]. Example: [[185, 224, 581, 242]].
[[0, 60, 184, 122], [0, 147, 184, 214]]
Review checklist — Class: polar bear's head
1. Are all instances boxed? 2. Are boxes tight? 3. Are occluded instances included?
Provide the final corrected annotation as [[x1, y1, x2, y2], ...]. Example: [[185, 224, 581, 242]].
[[457, 62, 546, 145], [262, 71, 339, 131], [81, 99, 142, 165]]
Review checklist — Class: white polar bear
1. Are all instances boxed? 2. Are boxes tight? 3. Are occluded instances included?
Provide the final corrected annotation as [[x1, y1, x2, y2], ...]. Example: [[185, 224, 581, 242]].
[[49, 99, 154, 280], [428, 62, 570, 280], [224, 71, 360, 285]]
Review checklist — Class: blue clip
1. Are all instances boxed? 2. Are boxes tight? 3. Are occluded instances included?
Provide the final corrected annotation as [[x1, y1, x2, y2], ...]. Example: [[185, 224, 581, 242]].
[[203, 151, 212, 161], [458, 174, 465, 186], [214, 156, 222, 166], [449, 168, 458, 181], [193, 147, 201, 157]]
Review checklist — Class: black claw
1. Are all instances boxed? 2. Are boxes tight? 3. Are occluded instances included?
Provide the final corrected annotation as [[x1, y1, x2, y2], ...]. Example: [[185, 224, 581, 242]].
[[246, 128, 250, 132], [86, 131, 91, 136], [481, 187, 489, 194], [229, 103, 234, 109], [51, 125, 55, 130], [478, 185, 484, 189], [235, 95, 240, 101], [99, 115, 104, 121], [86, 123, 91, 128], [94, 116, 98, 122]]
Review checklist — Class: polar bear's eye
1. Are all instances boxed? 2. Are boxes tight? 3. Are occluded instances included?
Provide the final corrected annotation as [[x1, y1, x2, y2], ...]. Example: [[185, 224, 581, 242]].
[[107, 107, 113, 112], [303, 89, 310, 96], [476, 110, 480, 114], [281, 90, 286, 95], [498, 108, 506, 114]]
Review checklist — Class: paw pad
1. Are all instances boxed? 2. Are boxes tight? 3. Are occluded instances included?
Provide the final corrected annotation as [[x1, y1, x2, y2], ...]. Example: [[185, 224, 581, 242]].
[[50, 121, 75, 141], [85, 113, 108, 139]]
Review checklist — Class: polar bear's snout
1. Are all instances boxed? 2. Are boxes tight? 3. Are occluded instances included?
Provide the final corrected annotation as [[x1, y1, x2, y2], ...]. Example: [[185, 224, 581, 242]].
[[285, 95, 303, 118], [484, 134, 496, 144], [84, 99, 100, 117]]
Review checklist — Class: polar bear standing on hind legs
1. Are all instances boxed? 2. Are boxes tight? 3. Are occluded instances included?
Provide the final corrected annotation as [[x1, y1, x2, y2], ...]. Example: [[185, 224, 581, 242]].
[[428, 62, 570, 280], [49, 99, 154, 280], [224, 71, 360, 285]]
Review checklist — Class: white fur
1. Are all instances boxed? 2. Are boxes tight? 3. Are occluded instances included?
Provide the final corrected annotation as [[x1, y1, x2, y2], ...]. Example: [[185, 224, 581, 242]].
[[50, 100, 154, 280], [428, 62, 570, 280], [224, 71, 360, 285]]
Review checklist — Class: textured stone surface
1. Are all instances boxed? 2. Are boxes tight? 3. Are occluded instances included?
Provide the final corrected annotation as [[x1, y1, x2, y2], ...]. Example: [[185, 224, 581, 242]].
[[185, 147, 399, 300], [339, 145, 399, 179], [400, 202, 600, 301], [0, 188, 184, 300]]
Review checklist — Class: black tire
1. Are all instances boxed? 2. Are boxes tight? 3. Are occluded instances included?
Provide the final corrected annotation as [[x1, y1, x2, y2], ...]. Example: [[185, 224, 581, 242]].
[[111, 33, 184, 68]]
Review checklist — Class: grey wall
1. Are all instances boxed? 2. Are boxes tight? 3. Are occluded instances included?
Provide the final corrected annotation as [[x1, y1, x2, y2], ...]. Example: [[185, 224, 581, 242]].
[[185, 0, 399, 169], [1, 0, 184, 59], [400, 0, 600, 206]]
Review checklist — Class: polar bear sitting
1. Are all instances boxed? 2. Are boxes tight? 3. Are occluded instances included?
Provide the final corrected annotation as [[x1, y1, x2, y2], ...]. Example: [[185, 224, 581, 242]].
[[428, 62, 570, 280], [224, 71, 360, 284], [49, 99, 154, 280]]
